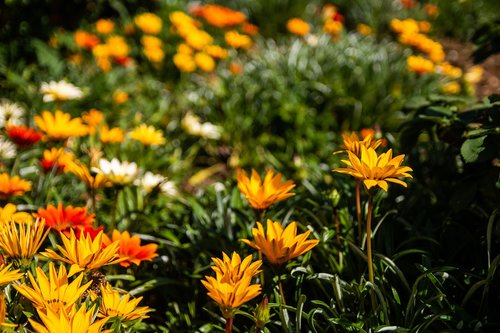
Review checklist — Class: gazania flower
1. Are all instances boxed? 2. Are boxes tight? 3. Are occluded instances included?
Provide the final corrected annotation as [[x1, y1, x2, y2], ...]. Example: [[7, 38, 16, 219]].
[[129, 124, 165, 146], [36, 203, 95, 234], [29, 305, 109, 333], [224, 30, 252, 49], [201, 252, 261, 319], [240, 220, 319, 265], [40, 80, 84, 102], [181, 112, 222, 139], [0, 218, 49, 266], [0, 263, 23, 286], [89, 283, 151, 321], [95, 19, 115, 35], [0, 99, 24, 128], [14, 263, 91, 314], [92, 158, 138, 186], [82, 109, 104, 134], [102, 230, 158, 267], [42, 229, 124, 277], [236, 169, 295, 210], [134, 12, 162, 34], [334, 145, 413, 191], [134, 171, 165, 194], [99, 125, 125, 144], [0, 136, 16, 159], [40, 147, 74, 174], [5, 124, 43, 147], [190, 4, 246, 28], [0, 173, 31, 200], [65, 160, 111, 190], [338, 132, 383, 157], [286, 18, 310, 36], [34, 110, 88, 140], [0, 203, 33, 223], [74, 225, 104, 240]]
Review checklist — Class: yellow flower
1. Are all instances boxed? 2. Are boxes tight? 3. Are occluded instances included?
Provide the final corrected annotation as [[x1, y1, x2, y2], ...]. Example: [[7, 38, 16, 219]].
[[89, 283, 150, 322], [225, 30, 252, 49], [177, 43, 193, 55], [236, 169, 295, 210], [185, 30, 213, 50], [338, 132, 383, 157], [406, 55, 434, 75], [464, 65, 483, 85], [95, 19, 114, 35], [14, 263, 91, 314], [442, 82, 461, 94], [204, 45, 228, 59], [65, 160, 111, 190], [241, 220, 319, 265], [82, 109, 104, 134], [105, 36, 129, 58], [435, 62, 462, 79], [134, 12, 162, 34], [143, 47, 165, 63], [0, 263, 23, 286], [29, 305, 109, 333], [141, 35, 162, 49], [129, 124, 165, 146], [42, 230, 124, 277], [112, 90, 128, 104], [334, 145, 413, 191], [0, 218, 48, 262], [0, 173, 31, 200], [35, 110, 88, 140], [323, 19, 343, 36], [99, 125, 125, 144], [173, 53, 196, 72], [286, 18, 310, 36], [201, 252, 261, 318], [194, 52, 215, 72], [0, 203, 32, 223], [356, 23, 373, 36]]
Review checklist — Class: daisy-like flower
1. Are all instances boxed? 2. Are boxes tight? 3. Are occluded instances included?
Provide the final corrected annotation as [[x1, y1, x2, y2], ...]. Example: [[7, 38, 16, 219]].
[[29, 305, 109, 333], [0, 173, 32, 200], [99, 125, 125, 144], [102, 230, 158, 267], [181, 112, 222, 139], [36, 203, 95, 234], [65, 160, 111, 190], [42, 229, 124, 277], [334, 145, 413, 191], [82, 109, 104, 135], [0, 263, 24, 286], [0, 218, 49, 265], [337, 132, 383, 157], [89, 283, 151, 322], [201, 252, 262, 319], [129, 124, 165, 146], [160, 180, 178, 196], [0, 100, 24, 128], [34, 110, 88, 140], [92, 158, 138, 186], [5, 124, 43, 147], [240, 220, 319, 266], [40, 147, 74, 173], [134, 171, 166, 194], [14, 263, 91, 314], [0, 203, 33, 223], [236, 169, 295, 211], [40, 80, 84, 102], [0, 136, 16, 159]]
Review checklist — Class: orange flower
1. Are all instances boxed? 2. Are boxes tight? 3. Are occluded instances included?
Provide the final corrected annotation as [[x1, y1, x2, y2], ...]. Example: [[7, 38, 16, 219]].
[[102, 230, 158, 267], [40, 148, 74, 174], [194, 52, 215, 72], [134, 12, 162, 34], [407, 55, 434, 75], [191, 4, 246, 28], [5, 124, 43, 147], [224, 30, 252, 49], [95, 19, 115, 35], [400, 0, 417, 9], [99, 125, 125, 144], [229, 62, 243, 74], [74, 31, 100, 49], [236, 169, 295, 210], [338, 132, 383, 157], [242, 22, 259, 35], [34, 110, 88, 141], [82, 109, 104, 134], [0, 173, 31, 200], [286, 18, 310, 36], [112, 90, 129, 104], [36, 203, 95, 234], [424, 4, 439, 17]]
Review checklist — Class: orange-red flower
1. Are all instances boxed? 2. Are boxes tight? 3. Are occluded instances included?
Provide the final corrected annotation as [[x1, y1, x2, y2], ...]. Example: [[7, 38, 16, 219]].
[[5, 124, 43, 147], [74, 31, 100, 49], [102, 230, 158, 267], [36, 203, 95, 234], [190, 4, 246, 28], [0, 173, 31, 200], [40, 148, 74, 174]]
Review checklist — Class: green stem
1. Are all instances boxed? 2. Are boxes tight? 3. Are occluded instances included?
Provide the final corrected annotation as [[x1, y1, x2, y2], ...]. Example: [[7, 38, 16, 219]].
[[278, 275, 286, 305], [366, 194, 376, 309], [225, 317, 233, 333], [356, 179, 362, 244], [110, 188, 120, 230]]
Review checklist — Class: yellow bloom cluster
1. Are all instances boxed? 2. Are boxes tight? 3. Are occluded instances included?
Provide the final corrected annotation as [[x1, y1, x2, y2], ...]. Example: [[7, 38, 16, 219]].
[[141, 35, 164, 63], [134, 12, 162, 34]]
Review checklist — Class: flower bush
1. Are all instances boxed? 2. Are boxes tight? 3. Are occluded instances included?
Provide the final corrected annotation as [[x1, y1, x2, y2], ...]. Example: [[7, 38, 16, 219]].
[[0, 0, 498, 332]]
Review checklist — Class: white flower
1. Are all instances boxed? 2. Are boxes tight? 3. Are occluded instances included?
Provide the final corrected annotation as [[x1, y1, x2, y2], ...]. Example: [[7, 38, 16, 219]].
[[40, 80, 84, 102], [92, 158, 138, 185], [0, 136, 16, 159], [0, 100, 24, 128], [181, 112, 221, 140], [160, 180, 178, 196], [135, 171, 165, 194]]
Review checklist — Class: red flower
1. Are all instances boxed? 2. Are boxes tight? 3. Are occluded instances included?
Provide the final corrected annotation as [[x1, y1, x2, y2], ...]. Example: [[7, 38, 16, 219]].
[[36, 203, 95, 234], [103, 230, 158, 267], [6, 125, 43, 147]]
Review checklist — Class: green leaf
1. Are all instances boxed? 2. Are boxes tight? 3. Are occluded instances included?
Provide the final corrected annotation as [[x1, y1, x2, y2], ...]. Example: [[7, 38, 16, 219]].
[[460, 135, 487, 163]]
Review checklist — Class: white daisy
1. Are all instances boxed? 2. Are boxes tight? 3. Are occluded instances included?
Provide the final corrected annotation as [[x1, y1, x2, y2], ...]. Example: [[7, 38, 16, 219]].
[[0, 100, 24, 128], [0, 136, 16, 159], [181, 112, 221, 140], [92, 158, 138, 185], [40, 80, 84, 102], [135, 171, 165, 194]]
